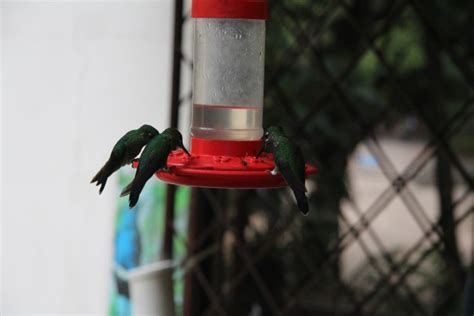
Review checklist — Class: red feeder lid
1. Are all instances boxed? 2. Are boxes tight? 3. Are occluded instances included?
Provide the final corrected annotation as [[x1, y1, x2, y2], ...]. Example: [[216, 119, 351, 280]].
[[192, 0, 268, 20], [132, 138, 317, 189]]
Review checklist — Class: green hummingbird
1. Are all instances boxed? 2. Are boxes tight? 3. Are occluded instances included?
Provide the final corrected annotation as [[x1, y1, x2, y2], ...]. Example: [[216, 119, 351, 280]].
[[120, 127, 190, 208], [91, 124, 159, 194], [257, 126, 309, 215]]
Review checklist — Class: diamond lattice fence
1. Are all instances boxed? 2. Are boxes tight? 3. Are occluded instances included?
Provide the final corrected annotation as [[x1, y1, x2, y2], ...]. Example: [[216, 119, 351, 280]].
[[169, 1, 474, 315]]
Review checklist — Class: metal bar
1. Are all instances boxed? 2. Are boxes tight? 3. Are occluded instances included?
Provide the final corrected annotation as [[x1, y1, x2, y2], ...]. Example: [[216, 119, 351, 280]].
[[162, 0, 184, 260], [184, 189, 227, 316]]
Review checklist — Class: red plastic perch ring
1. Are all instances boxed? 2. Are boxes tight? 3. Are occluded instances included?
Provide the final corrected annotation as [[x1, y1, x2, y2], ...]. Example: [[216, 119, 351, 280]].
[[131, 138, 317, 189]]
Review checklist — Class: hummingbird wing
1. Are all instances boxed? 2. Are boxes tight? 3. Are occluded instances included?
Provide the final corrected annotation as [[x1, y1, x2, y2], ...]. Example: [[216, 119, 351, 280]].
[[277, 159, 306, 193], [291, 145, 307, 192], [118, 129, 153, 165], [275, 140, 309, 215], [274, 140, 307, 193], [121, 136, 171, 208], [277, 159, 309, 215]]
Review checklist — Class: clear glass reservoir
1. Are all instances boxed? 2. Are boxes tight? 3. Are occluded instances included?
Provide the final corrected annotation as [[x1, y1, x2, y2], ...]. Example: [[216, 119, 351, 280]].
[[192, 18, 266, 140]]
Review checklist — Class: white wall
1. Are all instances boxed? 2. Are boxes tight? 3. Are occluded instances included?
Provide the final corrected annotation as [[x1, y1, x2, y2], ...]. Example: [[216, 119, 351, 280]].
[[1, 1, 173, 313]]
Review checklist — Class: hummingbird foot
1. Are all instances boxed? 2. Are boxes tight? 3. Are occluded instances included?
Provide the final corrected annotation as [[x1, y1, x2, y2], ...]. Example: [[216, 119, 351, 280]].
[[270, 167, 279, 176]]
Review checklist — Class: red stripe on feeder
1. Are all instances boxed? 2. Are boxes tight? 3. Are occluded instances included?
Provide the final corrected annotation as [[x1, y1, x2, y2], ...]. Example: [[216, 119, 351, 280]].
[[190, 138, 261, 156], [192, 0, 268, 20]]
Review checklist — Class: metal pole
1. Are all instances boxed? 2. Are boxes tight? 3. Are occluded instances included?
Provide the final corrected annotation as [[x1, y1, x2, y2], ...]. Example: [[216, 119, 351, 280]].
[[183, 189, 215, 316], [162, 0, 184, 260], [145, 1, 183, 315]]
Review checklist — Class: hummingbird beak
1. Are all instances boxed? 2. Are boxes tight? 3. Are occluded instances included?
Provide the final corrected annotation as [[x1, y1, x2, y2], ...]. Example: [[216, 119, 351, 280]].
[[181, 144, 191, 156]]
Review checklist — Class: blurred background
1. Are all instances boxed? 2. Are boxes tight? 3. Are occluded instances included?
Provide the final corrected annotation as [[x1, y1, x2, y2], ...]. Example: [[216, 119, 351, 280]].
[[2, 0, 474, 315]]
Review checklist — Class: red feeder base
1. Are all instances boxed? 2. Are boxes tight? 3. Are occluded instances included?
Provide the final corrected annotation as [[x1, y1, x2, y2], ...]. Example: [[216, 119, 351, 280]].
[[132, 138, 317, 189]]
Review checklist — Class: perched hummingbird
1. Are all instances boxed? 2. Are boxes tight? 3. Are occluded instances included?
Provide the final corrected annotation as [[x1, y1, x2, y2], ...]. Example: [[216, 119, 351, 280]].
[[257, 126, 309, 215], [91, 124, 159, 194], [120, 128, 190, 208]]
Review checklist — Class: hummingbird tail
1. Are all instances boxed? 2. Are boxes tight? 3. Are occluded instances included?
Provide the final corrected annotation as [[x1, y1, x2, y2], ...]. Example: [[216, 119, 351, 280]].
[[114, 271, 130, 299], [296, 193, 309, 215], [91, 160, 115, 194], [98, 179, 107, 194], [120, 181, 133, 197], [129, 181, 146, 208], [120, 180, 143, 208]]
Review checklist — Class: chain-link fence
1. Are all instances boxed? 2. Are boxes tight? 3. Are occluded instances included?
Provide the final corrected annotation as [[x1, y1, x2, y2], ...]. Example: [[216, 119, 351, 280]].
[[168, 1, 474, 315]]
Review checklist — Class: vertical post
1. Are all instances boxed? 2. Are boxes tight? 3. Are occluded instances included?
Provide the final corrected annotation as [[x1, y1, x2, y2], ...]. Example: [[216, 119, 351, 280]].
[[162, 0, 184, 260], [183, 189, 216, 316], [152, 1, 183, 315]]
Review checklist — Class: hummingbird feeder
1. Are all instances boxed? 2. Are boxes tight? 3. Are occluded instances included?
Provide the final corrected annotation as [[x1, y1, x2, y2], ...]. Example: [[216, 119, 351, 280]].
[[155, 0, 317, 188]]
